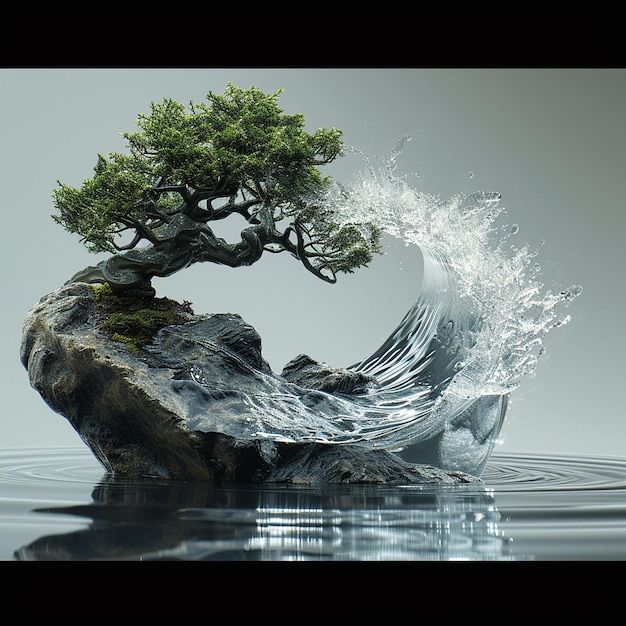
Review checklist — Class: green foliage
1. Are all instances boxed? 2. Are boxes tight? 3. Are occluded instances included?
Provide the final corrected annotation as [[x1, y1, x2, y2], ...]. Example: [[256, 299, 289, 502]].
[[53, 154, 154, 253], [122, 83, 344, 202], [52, 84, 383, 286], [53, 84, 344, 252], [296, 203, 383, 276], [123, 84, 343, 200]]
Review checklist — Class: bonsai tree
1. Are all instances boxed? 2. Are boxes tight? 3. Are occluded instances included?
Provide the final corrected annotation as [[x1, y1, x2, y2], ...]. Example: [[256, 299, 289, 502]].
[[53, 83, 382, 297]]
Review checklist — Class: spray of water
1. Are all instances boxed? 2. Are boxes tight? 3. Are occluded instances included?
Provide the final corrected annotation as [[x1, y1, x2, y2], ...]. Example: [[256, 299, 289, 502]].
[[328, 136, 582, 397]]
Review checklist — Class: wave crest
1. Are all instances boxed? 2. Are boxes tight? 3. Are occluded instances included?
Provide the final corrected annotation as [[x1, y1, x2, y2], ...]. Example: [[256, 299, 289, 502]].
[[236, 138, 582, 475]]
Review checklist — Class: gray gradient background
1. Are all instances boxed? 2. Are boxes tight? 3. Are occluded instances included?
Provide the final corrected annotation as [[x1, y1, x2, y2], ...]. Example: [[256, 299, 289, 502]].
[[2, 68, 624, 459]]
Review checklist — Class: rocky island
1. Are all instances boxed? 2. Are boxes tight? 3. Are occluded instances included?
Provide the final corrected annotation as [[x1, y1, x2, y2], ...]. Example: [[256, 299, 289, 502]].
[[21, 84, 518, 485], [21, 282, 479, 485]]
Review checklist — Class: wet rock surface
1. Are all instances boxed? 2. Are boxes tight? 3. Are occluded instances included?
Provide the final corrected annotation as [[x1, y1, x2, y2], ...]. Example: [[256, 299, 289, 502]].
[[20, 283, 478, 485]]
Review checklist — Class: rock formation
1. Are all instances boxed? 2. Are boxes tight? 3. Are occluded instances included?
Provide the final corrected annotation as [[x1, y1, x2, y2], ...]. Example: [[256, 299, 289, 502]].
[[20, 283, 479, 485]]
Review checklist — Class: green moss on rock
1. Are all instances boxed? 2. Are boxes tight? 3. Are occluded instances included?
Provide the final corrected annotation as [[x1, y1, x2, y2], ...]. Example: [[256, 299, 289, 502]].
[[91, 282, 193, 352]]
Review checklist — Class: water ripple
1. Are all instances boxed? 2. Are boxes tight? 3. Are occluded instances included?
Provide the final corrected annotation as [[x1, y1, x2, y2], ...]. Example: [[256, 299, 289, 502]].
[[3, 448, 626, 560], [483, 453, 626, 492], [0, 447, 104, 489], [1, 447, 626, 494]]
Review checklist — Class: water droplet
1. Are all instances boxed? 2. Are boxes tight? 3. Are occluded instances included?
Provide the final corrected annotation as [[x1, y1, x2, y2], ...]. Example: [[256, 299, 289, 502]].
[[561, 285, 583, 301]]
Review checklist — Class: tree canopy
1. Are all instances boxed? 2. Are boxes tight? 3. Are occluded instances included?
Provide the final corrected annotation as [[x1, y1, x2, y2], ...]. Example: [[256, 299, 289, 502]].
[[53, 84, 382, 293]]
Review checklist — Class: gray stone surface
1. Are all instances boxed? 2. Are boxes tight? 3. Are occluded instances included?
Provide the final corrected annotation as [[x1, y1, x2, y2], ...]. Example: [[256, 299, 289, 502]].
[[20, 283, 479, 485]]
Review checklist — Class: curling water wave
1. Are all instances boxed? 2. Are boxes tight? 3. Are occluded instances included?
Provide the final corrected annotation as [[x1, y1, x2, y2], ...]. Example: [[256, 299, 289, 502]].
[[193, 138, 582, 476]]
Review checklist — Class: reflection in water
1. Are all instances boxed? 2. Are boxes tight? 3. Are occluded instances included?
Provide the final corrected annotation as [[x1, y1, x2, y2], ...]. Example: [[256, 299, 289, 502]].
[[14, 477, 509, 561], [6, 448, 626, 561]]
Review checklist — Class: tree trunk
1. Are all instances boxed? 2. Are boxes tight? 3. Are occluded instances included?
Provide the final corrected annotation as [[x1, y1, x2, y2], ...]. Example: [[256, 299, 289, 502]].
[[69, 214, 266, 297]]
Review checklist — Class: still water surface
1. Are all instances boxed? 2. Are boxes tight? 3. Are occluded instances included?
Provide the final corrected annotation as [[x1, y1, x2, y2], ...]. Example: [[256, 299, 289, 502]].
[[1, 447, 625, 561]]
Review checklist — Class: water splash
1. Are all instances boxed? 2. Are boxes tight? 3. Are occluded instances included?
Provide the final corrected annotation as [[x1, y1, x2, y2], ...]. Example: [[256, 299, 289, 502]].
[[329, 136, 581, 395], [194, 137, 582, 475]]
